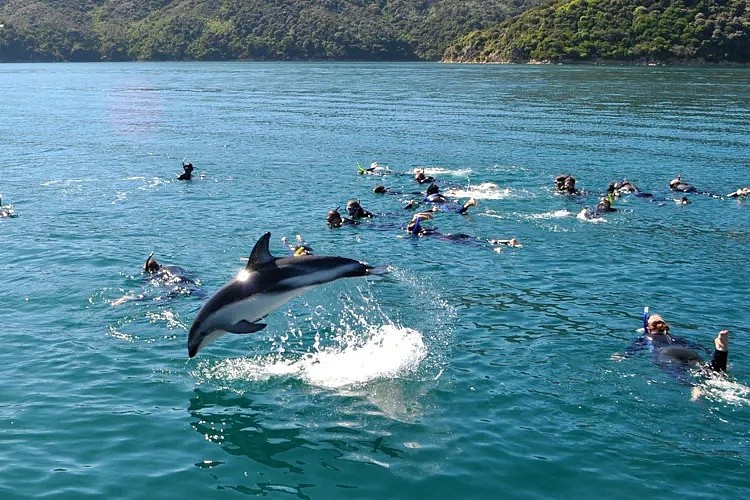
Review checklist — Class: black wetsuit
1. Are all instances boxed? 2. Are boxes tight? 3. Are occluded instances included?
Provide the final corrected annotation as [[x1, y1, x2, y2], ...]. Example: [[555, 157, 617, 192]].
[[178, 163, 194, 180], [625, 333, 728, 379]]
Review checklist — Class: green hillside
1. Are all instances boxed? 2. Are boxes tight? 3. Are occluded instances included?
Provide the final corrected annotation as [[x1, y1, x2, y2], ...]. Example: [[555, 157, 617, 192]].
[[444, 0, 750, 63], [0, 0, 540, 62]]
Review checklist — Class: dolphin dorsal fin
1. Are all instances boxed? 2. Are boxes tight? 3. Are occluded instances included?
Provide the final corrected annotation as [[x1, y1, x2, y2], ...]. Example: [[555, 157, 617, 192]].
[[246, 232, 275, 270]]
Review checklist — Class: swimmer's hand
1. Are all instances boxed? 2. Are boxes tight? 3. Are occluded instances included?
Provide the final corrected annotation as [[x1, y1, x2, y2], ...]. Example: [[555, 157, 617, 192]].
[[715, 330, 729, 352], [610, 352, 627, 362]]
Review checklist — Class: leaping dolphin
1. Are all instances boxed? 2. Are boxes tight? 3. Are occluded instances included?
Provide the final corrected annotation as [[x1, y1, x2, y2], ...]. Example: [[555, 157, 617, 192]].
[[187, 232, 389, 357]]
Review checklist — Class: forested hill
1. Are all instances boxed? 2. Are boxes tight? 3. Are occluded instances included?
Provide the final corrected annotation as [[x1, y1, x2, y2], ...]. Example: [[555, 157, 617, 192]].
[[0, 0, 541, 62], [444, 0, 750, 64]]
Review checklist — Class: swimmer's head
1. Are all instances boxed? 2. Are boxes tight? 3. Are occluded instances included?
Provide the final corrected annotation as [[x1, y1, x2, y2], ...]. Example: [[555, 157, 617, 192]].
[[183, 162, 194, 172], [144, 252, 160, 273], [327, 208, 343, 227], [426, 183, 439, 195], [346, 199, 361, 216], [646, 314, 670, 334], [373, 185, 386, 194]]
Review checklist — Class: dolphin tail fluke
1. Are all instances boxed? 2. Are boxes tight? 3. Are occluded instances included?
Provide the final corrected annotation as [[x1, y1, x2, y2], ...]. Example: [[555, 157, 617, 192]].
[[225, 320, 268, 334]]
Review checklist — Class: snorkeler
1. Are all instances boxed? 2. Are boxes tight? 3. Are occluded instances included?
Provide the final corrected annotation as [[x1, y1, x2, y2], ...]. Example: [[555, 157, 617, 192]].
[[669, 175, 725, 198], [487, 238, 523, 248], [0, 194, 15, 218], [608, 179, 652, 198], [406, 212, 438, 236], [414, 169, 435, 184], [112, 251, 202, 306], [577, 197, 616, 220], [420, 184, 478, 215], [405, 212, 509, 250], [346, 199, 375, 219], [143, 252, 197, 285], [357, 162, 390, 175], [178, 161, 194, 180], [614, 309, 730, 380], [596, 197, 616, 213], [555, 175, 581, 195], [327, 207, 359, 228], [281, 235, 314, 256], [727, 187, 750, 198], [373, 185, 395, 194]]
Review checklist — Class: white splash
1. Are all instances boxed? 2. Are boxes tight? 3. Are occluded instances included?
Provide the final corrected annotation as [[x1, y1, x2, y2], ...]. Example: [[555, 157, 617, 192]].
[[692, 376, 750, 406], [444, 182, 511, 200], [194, 324, 426, 390], [146, 310, 186, 330], [523, 209, 571, 220], [413, 166, 472, 177]]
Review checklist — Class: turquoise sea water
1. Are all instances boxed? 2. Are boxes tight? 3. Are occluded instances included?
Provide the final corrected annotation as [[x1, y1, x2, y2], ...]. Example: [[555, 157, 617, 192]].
[[1, 62, 749, 499]]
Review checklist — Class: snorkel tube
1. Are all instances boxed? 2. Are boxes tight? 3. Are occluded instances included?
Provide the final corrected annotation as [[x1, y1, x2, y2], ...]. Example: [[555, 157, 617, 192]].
[[642, 306, 649, 333], [410, 217, 422, 236], [144, 251, 156, 273]]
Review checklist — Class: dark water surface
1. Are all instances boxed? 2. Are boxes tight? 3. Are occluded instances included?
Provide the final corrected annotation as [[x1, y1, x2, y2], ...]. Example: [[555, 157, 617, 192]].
[[1, 62, 749, 499]]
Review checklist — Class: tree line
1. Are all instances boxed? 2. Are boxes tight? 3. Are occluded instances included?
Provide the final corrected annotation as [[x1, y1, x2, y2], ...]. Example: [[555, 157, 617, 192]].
[[0, 0, 538, 62], [444, 0, 750, 63]]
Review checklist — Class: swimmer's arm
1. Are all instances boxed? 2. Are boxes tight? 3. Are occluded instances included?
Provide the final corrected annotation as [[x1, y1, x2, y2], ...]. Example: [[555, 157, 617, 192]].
[[612, 337, 647, 361], [709, 330, 729, 372]]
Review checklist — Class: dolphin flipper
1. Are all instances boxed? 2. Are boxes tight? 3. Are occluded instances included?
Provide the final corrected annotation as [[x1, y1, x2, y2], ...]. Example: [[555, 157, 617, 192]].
[[225, 320, 267, 334]]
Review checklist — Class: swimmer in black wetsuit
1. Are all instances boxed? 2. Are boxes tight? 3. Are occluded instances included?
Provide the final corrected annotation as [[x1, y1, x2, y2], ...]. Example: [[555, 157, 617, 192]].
[[178, 161, 194, 180], [373, 185, 396, 195], [578, 197, 617, 220], [420, 184, 478, 215], [327, 207, 358, 228], [346, 199, 374, 219], [414, 169, 435, 184], [555, 174, 581, 195], [405, 212, 512, 250], [406, 212, 439, 237], [111, 251, 202, 306], [669, 175, 697, 193], [0, 194, 14, 218], [143, 252, 198, 287], [608, 179, 653, 199], [727, 187, 750, 198], [596, 197, 616, 213], [357, 162, 390, 175], [614, 310, 729, 386]]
